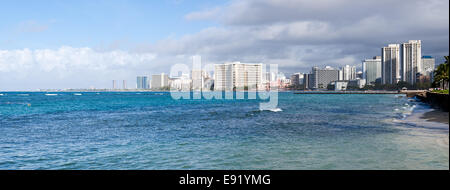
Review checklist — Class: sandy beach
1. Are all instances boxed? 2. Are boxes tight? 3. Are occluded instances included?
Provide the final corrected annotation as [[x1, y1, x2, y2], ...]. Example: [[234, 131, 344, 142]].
[[421, 110, 449, 124]]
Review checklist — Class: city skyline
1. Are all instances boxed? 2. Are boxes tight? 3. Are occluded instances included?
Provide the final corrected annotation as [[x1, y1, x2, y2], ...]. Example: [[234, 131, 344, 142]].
[[0, 0, 448, 91]]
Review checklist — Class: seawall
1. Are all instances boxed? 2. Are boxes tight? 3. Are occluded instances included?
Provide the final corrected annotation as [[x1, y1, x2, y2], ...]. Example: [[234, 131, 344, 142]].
[[416, 92, 449, 112]]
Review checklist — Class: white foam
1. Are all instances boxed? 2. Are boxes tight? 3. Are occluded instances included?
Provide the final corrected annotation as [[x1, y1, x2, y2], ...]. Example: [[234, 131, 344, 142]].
[[74, 93, 82, 96], [45, 94, 58, 96], [260, 108, 283, 112], [270, 108, 283, 112]]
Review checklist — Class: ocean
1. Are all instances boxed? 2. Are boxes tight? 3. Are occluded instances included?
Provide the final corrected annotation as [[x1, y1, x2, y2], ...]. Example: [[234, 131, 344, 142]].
[[0, 92, 448, 169]]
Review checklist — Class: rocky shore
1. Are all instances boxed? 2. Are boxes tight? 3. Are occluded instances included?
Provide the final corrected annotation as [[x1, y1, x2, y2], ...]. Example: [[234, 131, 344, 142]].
[[416, 92, 449, 112]]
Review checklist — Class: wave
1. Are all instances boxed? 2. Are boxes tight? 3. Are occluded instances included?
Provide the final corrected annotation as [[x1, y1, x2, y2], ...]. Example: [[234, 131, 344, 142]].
[[270, 108, 283, 112], [74, 93, 82, 96], [45, 94, 58, 96], [0, 94, 4, 96], [259, 108, 283, 112], [18, 94, 29, 96]]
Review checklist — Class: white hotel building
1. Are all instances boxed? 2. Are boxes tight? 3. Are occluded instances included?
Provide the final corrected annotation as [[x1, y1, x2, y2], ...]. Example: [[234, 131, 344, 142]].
[[401, 40, 422, 85], [214, 62, 263, 91], [362, 56, 382, 85], [381, 44, 401, 85]]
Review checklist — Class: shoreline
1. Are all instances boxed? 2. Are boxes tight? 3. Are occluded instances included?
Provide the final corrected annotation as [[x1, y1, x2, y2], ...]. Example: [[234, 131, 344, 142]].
[[415, 91, 449, 112], [400, 100, 449, 127], [420, 110, 449, 125]]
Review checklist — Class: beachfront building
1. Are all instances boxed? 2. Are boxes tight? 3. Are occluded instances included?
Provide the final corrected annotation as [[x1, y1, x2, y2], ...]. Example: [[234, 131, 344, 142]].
[[309, 66, 340, 89], [170, 74, 192, 91], [112, 80, 117, 89], [362, 56, 382, 85], [341, 65, 357, 81], [356, 71, 363, 79], [382, 44, 401, 84], [290, 73, 304, 87], [348, 78, 366, 89], [297, 73, 304, 85], [214, 62, 263, 91], [330, 81, 348, 91], [303, 73, 311, 89], [421, 55, 435, 82], [191, 69, 210, 91], [136, 76, 149, 89], [401, 40, 422, 85], [290, 74, 300, 86], [151, 73, 169, 90]]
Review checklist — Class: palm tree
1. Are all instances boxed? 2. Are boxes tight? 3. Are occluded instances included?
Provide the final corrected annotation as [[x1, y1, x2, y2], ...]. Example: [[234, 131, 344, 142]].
[[433, 56, 449, 90]]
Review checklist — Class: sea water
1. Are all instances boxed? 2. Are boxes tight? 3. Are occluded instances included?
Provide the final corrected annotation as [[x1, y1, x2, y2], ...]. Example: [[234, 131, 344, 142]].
[[0, 92, 448, 169]]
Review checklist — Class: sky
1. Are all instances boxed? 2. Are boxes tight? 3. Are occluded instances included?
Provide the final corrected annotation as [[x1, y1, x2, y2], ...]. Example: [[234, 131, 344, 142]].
[[0, 0, 449, 90]]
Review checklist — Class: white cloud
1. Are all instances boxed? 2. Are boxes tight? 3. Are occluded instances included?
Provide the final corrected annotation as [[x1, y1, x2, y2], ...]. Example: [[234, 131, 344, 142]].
[[156, 0, 449, 70], [0, 47, 156, 90], [1, 0, 448, 90]]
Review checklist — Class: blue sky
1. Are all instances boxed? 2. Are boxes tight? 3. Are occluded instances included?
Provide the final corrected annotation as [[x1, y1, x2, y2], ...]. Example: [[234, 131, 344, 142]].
[[0, 0, 448, 90], [0, 0, 225, 49]]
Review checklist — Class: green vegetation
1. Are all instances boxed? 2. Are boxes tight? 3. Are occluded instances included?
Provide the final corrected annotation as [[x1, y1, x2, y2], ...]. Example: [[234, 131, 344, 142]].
[[432, 89, 449, 94], [158, 86, 171, 91], [361, 81, 430, 91], [433, 56, 449, 90]]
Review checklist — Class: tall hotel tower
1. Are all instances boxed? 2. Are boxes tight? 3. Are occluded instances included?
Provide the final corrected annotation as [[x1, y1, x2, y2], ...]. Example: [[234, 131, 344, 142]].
[[362, 56, 382, 85], [401, 40, 422, 85], [214, 62, 263, 91], [381, 44, 401, 84]]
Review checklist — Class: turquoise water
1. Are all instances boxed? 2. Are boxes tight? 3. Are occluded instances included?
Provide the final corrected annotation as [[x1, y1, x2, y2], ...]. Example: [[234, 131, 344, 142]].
[[0, 92, 448, 169]]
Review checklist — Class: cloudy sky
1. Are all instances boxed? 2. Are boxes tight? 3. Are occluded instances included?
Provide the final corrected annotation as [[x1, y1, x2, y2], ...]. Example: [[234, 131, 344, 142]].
[[0, 0, 448, 90]]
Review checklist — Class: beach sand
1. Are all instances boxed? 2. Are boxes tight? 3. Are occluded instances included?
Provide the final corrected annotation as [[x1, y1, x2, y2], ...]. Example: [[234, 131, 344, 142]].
[[421, 110, 449, 124]]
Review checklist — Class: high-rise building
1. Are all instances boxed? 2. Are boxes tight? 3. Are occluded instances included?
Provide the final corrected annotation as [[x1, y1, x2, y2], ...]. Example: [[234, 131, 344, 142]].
[[136, 76, 149, 89], [303, 73, 311, 89], [421, 55, 435, 77], [401, 40, 422, 85], [151, 73, 169, 89], [122, 80, 127, 89], [112, 80, 117, 89], [290, 74, 300, 86], [362, 56, 382, 85], [170, 74, 192, 91], [421, 56, 435, 74], [214, 64, 233, 91], [297, 73, 304, 85], [341, 65, 356, 81], [214, 62, 263, 91], [310, 66, 340, 89], [192, 70, 209, 91], [382, 44, 401, 84]]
